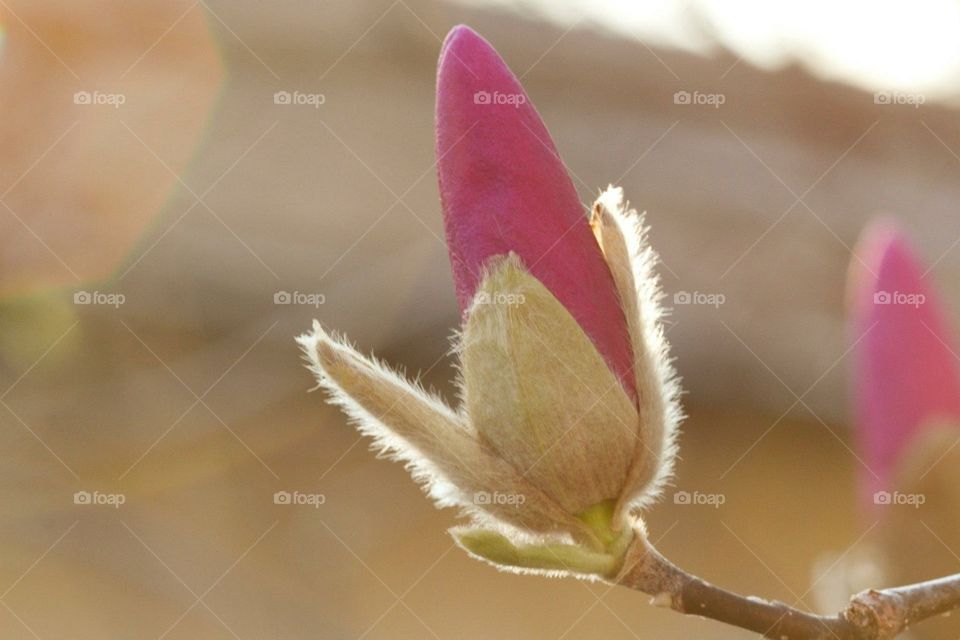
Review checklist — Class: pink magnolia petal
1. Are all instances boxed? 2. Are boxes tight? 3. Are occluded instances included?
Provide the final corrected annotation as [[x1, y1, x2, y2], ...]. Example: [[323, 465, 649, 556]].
[[435, 25, 636, 401], [850, 219, 960, 503]]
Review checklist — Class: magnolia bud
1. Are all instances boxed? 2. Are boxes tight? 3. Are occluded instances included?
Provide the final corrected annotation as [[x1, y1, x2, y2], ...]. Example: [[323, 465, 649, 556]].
[[299, 188, 681, 578], [298, 25, 681, 579]]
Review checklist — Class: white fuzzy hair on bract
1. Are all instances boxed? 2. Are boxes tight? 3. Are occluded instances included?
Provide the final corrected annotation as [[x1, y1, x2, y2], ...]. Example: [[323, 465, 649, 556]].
[[296, 322, 598, 546], [591, 186, 683, 522], [297, 185, 683, 576]]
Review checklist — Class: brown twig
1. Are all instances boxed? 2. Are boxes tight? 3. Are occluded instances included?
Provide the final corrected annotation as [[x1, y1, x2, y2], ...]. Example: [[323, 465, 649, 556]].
[[616, 535, 960, 639]]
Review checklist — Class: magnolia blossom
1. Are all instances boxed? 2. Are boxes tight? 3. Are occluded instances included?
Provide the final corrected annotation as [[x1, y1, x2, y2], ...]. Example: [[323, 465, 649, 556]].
[[299, 25, 681, 578]]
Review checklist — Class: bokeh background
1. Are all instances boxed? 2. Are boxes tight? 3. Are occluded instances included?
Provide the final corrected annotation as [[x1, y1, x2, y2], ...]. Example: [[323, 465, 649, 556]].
[[2, 1, 960, 638]]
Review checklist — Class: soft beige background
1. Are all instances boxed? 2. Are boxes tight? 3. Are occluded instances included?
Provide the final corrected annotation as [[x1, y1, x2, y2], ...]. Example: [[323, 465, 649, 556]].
[[1, 1, 959, 638]]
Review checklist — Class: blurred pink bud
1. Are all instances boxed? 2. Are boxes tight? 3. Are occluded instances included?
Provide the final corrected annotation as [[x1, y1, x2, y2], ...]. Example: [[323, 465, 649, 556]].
[[849, 220, 960, 505], [435, 25, 636, 401]]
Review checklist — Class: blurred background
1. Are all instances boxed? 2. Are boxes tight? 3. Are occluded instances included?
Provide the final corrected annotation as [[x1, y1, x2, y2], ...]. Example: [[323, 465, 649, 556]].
[[2, 0, 960, 637]]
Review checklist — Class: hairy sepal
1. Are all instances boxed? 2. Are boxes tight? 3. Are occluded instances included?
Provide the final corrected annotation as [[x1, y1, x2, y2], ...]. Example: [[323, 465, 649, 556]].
[[591, 186, 682, 522], [451, 527, 621, 578], [459, 255, 639, 518], [297, 322, 596, 542]]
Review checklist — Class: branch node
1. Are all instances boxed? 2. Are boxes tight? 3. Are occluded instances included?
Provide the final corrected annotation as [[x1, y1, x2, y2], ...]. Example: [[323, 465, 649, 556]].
[[844, 589, 907, 640]]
